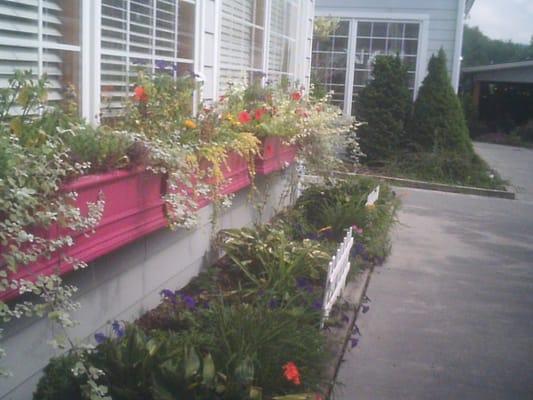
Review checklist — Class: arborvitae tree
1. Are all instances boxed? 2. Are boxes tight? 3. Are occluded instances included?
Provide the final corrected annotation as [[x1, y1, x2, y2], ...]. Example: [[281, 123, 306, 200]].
[[354, 55, 412, 163], [409, 49, 473, 154]]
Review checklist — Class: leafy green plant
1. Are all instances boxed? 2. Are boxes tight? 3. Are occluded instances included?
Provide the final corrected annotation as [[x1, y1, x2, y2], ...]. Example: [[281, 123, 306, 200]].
[[204, 303, 326, 398], [355, 55, 412, 163], [218, 226, 330, 302]]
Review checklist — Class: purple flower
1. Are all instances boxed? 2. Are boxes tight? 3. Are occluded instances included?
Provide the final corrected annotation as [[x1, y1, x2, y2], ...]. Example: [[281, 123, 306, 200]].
[[155, 60, 169, 71], [180, 294, 197, 310], [94, 332, 107, 344], [312, 299, 323, 311], [160, 289, 177, 304], [296, 277, 313, 293], [341, 313, 350, 323], [112, 321, 125, 338], [349, 337, 359, 348], [361, 304, 370, 314], [268, 298, 280, 309], [352, 324, 361, 336], [351, 242, 366, 258]]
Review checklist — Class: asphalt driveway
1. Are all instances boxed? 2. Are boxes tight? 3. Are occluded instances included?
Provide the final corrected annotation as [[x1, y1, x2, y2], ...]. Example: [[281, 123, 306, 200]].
[[335, 143, 533, 399]]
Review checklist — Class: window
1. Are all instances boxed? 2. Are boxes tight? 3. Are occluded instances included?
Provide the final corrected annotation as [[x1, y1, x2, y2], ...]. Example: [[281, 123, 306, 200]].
[[267, 0, 298, 83], [311, 20, 350, 110], [311, 18, 422, 115], [219, 0, 266, 92], [0, 0, 82, 108], [100, 0, 196, 117]]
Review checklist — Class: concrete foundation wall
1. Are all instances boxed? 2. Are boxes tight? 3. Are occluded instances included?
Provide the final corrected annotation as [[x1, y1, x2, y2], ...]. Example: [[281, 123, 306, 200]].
[[0, 170, 295, 399]]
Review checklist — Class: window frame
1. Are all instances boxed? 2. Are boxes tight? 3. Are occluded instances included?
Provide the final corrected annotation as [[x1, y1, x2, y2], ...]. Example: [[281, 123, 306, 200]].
[[312, 10, 429, 116]]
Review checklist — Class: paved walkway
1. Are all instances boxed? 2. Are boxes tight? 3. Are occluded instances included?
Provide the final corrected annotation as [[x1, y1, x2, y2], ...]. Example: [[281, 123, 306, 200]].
[[335, 143, 533, 399]]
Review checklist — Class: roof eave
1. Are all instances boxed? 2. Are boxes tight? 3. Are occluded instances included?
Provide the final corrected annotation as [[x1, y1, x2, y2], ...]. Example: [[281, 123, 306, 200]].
[[465, 0, 476, 15]]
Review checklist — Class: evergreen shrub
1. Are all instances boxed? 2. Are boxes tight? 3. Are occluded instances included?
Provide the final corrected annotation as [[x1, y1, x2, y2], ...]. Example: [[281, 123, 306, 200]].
[[355, 55, 412, 163]]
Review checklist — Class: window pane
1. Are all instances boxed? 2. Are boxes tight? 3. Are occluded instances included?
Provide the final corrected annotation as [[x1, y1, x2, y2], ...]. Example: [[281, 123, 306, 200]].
[[335, 20, 349, 36], [356, 38, 370, 52], [42, 0, 80, 45], [404, 40, 418, 56], [333, 37, 348, 52], [388, 23, 403, 38], [372, 23, 387, 37], [178, 1, 195, 59], [405, 23, 419, 39], [357, 22, 371, 37], [371, 38, 386, 53], [43, 49, 81, 107], [387, 39, 402, 54]]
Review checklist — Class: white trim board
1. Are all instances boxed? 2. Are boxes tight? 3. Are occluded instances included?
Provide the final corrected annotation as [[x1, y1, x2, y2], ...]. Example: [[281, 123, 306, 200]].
[[452, 0, 465, 93]]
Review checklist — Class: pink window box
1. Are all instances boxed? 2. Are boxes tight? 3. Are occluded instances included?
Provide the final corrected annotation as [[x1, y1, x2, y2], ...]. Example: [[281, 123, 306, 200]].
[[195, 151, 252, 208], [1, 168, 166, 301], [255, 137, 297, 175]]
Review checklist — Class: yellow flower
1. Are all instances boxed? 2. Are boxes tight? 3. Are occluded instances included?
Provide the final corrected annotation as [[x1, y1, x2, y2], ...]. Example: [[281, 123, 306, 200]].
[[184, 119, 197, 129]]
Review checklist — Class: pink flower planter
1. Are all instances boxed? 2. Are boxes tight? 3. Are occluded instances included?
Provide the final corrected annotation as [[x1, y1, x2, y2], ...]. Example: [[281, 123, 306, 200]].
[[195, 151, 252, 208], [255, 137, 297, 175], [1, 168, 166, 301]]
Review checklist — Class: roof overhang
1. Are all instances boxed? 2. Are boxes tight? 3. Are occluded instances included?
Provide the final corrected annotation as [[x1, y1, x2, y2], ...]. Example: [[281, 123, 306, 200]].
[[462, 60, 533, 73], [465, 0, 476, 15]]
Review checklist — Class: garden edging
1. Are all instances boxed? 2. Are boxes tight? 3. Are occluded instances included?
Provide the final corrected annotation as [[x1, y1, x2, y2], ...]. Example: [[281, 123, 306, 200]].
[[323, 267, 373, 399], [334, 171, 515, 200]]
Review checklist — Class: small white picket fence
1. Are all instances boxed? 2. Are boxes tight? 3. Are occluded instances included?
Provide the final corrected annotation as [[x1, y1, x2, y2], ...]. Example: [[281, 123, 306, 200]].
[[321, 227, 354, 328], [319, 185, 380, 327]]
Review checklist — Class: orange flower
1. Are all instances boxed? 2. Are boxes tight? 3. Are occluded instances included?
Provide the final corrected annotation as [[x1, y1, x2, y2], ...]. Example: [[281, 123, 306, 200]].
[[184, 119, 197, 129], [282, 361, 301, 385], [291, 91, 302, 101], [238, 111, 252, 124], [134, 86, 148, 102]]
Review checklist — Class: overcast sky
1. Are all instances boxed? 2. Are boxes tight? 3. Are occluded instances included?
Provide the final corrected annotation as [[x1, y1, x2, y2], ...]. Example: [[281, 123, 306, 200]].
[[467, 0, 533, 44]]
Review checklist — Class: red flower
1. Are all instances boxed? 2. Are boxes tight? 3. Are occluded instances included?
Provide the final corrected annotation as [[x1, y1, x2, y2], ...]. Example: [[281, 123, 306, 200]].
[[291, 91, 302, 101], [238, 111, 252, 124], [134, 86, 148, 102], [254, 107, 267, 121], [282, 362, 301, 385]]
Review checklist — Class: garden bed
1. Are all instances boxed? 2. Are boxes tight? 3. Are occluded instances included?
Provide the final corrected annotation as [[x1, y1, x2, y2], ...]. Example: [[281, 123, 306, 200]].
[[35, 176, 399, 400]]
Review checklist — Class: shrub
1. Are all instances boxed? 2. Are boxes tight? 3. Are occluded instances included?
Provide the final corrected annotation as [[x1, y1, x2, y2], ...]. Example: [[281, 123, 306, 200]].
[[355, 55, 412, 163], [33, 353, 83, 400], [409, 49, 473, 155]]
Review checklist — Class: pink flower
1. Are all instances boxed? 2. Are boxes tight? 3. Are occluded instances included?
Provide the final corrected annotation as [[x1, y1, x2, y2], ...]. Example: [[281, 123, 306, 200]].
[[291, 91, 302, 101], [352, 225, 363, 235]]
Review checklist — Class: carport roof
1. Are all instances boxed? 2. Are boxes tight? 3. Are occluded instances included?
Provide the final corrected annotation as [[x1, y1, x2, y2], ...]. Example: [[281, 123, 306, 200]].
[[462, 60, 533, 73]]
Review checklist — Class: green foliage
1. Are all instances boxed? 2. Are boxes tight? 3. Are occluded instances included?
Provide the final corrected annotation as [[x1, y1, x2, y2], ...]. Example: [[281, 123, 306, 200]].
[[218, 226, 330, 302], [462, 26, 533, 67], [355, 56, 412, 163], [65, 125, 144, 173], [90, 325, 218, 400], [33, 353, 83, 400], [204, 303, 325, 398], [409, 49, 473, 155], [291, 176, 399, 260], [384, 150, 506, 189]]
